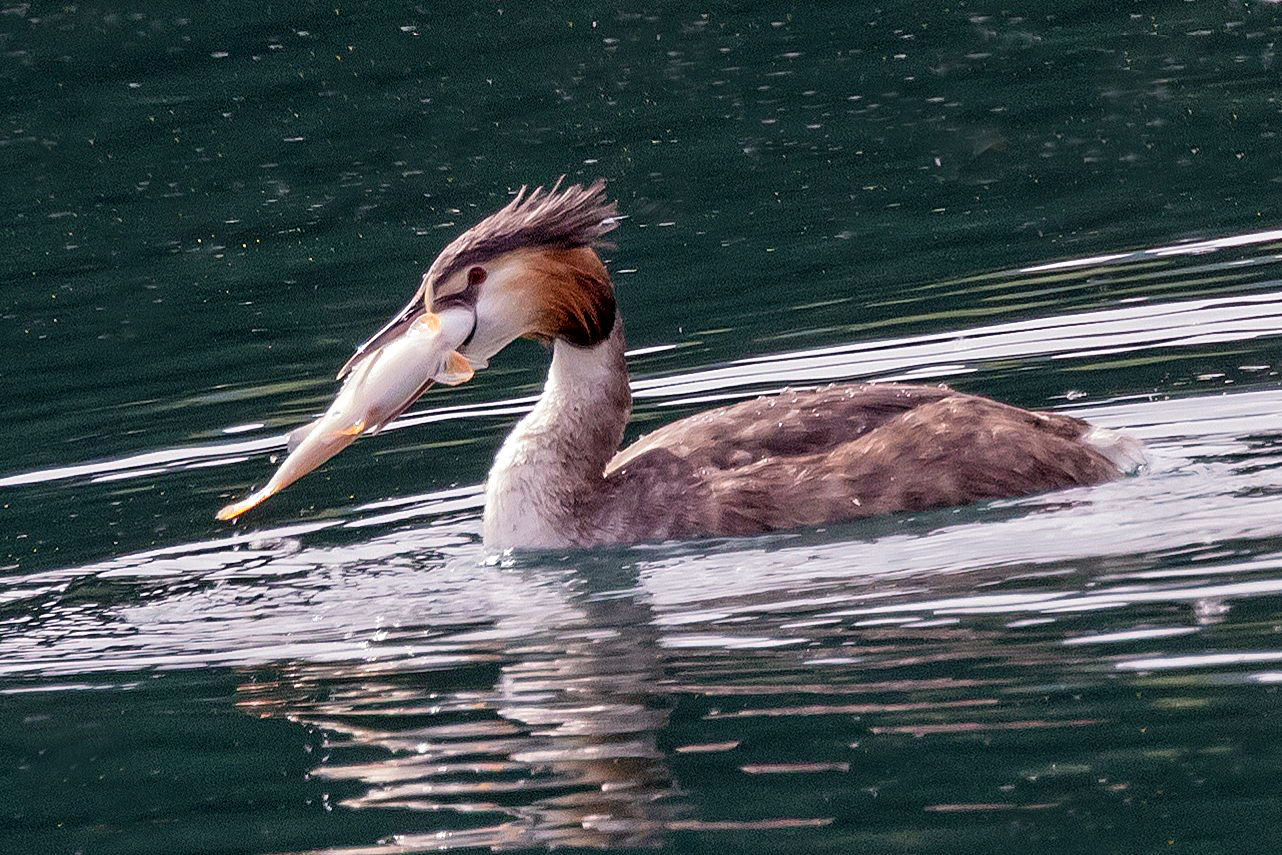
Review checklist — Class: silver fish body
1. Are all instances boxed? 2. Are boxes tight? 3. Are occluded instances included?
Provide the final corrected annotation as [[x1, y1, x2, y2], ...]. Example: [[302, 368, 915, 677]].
[[217, 307, 474, 520]]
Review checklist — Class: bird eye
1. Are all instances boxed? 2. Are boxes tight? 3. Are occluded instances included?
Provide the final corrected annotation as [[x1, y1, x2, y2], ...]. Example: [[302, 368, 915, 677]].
[[432, 266, 484, 312]]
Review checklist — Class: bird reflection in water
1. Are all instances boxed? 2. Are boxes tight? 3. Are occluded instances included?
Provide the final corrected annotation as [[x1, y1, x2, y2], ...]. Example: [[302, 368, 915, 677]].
[[234, 562, 683, 852]]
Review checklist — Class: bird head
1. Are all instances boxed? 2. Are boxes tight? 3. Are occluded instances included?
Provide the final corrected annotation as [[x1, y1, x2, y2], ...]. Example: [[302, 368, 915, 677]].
[[340, 179, 619, 381]]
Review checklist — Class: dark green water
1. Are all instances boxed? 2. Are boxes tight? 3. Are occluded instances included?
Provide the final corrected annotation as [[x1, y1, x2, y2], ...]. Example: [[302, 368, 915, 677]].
[[5, 2, 1282, 853]]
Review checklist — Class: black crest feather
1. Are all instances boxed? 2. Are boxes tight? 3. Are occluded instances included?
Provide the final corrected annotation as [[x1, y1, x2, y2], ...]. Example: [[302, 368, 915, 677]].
[[428, 178, 619, 287]]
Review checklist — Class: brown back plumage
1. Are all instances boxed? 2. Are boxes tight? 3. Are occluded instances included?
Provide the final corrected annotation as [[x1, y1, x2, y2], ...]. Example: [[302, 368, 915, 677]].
[[428, 179, 619, 290], [594, 384, 1131, 544]]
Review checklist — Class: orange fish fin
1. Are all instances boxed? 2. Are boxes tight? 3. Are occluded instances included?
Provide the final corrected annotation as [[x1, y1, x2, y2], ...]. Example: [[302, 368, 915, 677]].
[[216, 486, 275, 521], [436, 351, 475, 386], [337, 419, 367, 437], [411, 312, 442, 334]]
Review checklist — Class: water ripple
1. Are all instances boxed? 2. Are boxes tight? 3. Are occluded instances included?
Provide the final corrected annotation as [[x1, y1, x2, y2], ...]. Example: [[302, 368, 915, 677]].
[[5, 231, 1282, 853]]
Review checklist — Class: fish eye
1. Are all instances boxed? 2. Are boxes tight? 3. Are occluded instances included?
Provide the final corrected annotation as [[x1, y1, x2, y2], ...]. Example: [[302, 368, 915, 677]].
[[467, 266, 487, 287]]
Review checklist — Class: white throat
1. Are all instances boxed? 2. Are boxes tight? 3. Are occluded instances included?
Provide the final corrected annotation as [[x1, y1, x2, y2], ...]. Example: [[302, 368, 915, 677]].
[[482, 321, 630, 550]]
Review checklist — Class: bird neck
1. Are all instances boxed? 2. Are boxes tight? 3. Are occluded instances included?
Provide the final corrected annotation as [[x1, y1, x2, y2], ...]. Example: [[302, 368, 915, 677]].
[[483, 317, 631, 549]]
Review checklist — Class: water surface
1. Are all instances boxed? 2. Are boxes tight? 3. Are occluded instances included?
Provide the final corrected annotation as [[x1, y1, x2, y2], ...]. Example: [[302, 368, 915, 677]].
[[4, 2, 1282, 853]]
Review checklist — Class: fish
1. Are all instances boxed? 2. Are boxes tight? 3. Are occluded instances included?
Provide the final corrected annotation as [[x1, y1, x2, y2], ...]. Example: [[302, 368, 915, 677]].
[[216, 306, 476, 521]]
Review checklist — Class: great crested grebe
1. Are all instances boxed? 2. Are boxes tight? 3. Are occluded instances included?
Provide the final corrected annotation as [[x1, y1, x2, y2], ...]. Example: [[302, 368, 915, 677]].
[[219, 179, 1146, 548]]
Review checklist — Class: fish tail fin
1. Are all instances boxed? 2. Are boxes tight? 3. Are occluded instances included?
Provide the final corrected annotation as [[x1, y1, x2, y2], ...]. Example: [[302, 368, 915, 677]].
[[217, 420, 365, 521], [216, 484, 281, 521]]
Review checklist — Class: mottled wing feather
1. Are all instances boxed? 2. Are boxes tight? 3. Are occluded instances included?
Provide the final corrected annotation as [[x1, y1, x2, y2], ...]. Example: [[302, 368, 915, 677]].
[[606, 383, 955, 474], [597, 384, 1120, 542], [707, 395, 1118, 536]]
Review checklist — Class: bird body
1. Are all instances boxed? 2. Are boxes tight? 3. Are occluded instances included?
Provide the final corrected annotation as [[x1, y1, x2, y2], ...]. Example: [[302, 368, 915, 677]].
[[217, 180, 1145, 547], [479, 319, 1142, 550]]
